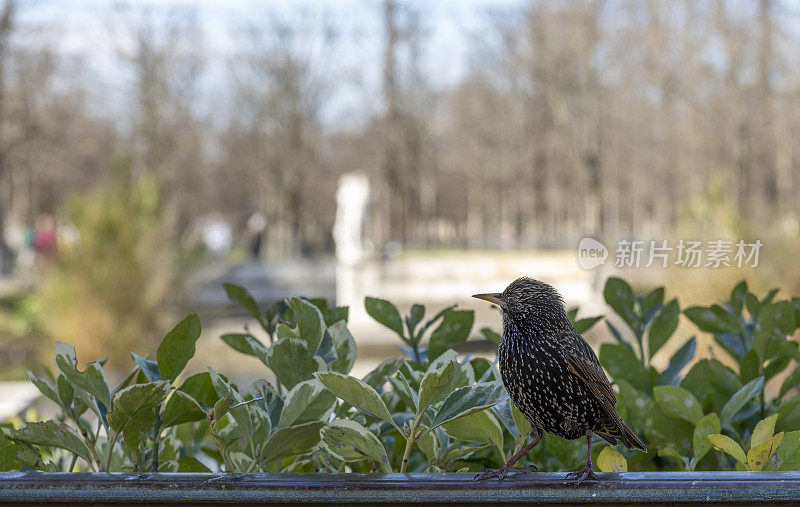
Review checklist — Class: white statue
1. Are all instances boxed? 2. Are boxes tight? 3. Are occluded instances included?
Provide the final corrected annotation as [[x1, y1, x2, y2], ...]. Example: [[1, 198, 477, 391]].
[[333, 172, 369, 266]]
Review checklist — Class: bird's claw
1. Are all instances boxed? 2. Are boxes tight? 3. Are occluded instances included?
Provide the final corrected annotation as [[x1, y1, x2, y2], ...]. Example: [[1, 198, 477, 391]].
[[474, 464, 537, 481], [564, 462, 598, 486]]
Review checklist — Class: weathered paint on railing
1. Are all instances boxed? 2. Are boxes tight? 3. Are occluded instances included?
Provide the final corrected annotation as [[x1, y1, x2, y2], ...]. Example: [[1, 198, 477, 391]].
[[1, 471, 799, 504]]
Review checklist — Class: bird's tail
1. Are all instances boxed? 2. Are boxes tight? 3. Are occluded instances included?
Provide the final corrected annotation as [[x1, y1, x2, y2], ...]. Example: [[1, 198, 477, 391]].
[[619, 419, 647, 452]]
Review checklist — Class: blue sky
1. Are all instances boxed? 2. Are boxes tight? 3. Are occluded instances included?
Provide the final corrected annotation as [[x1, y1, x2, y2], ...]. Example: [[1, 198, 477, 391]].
[[22, 0, 524, 128]]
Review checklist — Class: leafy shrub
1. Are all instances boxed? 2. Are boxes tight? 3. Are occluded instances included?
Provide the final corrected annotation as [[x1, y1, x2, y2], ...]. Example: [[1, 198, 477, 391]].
[[38, 160, 178, 366], [1, 278, 799, 473]]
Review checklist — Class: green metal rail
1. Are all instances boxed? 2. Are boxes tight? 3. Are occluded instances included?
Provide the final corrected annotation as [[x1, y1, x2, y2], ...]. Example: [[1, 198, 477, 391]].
[[1, 471, 799, 504]]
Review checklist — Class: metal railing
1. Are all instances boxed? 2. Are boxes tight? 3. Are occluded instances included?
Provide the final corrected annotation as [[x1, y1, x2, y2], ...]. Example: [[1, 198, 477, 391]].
[[1, 471, 799, 504]]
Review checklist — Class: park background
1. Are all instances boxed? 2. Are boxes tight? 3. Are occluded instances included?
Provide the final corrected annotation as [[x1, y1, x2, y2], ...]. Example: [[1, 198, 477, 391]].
[[0, 0, 798, 413]]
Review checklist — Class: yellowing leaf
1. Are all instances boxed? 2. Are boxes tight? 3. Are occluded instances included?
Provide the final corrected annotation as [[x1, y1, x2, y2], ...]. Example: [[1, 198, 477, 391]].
[[750, 413, 779, 449], [597, 446, 627, 472], [747, 432, 783, 471], [707, 434, 746, 465]]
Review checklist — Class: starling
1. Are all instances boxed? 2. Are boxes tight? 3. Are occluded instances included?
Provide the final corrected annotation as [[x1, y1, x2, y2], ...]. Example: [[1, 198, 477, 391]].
[[473, 277, 646, 485]]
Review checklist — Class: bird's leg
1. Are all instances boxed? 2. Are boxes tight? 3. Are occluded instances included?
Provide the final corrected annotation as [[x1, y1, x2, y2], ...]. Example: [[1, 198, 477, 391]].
[[565, 430, 599, 486], [474, 429, 540, 481]]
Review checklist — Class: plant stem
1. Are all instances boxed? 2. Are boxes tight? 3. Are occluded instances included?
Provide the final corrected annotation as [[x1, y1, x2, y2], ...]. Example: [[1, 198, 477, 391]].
[[104, 431, 119, 472], [400, 435, 415, 473], [412, 340, 422, 364], [400, 415, 421, 473], [151, 407, 162, 472]]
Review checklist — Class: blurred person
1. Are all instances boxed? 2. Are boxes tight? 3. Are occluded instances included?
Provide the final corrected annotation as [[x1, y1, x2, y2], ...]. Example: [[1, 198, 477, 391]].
[[247, 211, 267, 260], [32, 215, 57, 261]]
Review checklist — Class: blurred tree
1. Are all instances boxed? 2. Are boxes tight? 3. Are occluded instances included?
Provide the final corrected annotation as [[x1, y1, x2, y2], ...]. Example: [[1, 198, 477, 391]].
[[0, 0, 16, 273], [40, 158, 175, 368]]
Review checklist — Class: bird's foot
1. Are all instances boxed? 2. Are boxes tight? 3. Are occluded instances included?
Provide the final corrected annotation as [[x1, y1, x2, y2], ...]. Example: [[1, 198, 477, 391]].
[[564, 461, 597, 486], [474, 464, 537, 481]]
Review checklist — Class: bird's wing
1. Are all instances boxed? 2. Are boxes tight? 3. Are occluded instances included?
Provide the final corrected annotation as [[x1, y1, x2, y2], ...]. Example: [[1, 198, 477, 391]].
[[556, 332, 617, 406]]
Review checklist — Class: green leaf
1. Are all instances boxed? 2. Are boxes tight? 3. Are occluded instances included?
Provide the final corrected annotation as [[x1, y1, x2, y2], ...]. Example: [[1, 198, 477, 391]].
[[681, 359, 742, 414], [657, 447, 687, 467], [429, 380, 506, 429], [692, 413, 721, 464], [405, 304, 425, 338], [653, 385, 703, 425], [320, 419, 391, 472], [162, 391, 205, 428], [178, 455, 211, 472], [641, 287, 665, 322], [754, 302, 796, 361], [777, 398, 800, 433], [107, 381, 170, 459], [746, 292, 762, 321], [730, 281, 748, 315], [774, 430, 800, 471], [572, 316, 603, 334], [765, 354, 792, 381], [365, 297, 405, 339], [603, 277, 638, 334], [779, 362, 800, 399], [177, 371, 218, 407], [131, 353, 162, 382], [748, 432, 783, 471], [751, 414, 779, 449], [442, 409, 504, 458], [417, 428, 438, 462], [648, 299, 679, 359], [220, 333, 268, 365], [739, 350, 761, 384], [207, 367, 260, 447], [659, 337, 696, 385], [268, 338, 327, 390], [599, 343, 648, 390], [597, 446, 627, 472], [362, 357, 404, 390], [315, 372, 398, 430], [0, 435, 20, 471], [427, 310, 474, 361], [224, 283, 264, 325], [322, 306, 349, 326], [2, 421, 94, 468], [27, 371, 61, 407], [278, 379, 336, 428], [54, 342, 112, 409], [57, 375, 75, 408], [327, 321, 358, 374], [684, 305, 743, 339], [287, 297, 326, 356], [157, 314, 202, 381], [387, 371, 417, 411], [707, 434, 746, 465], [162, 372, 213, 428], [511, 402, 531, 440], [417, 361, 457, 414], [260, 421, 325, 465], [720, 376, 764, 425], [480, 327, 501, 346]]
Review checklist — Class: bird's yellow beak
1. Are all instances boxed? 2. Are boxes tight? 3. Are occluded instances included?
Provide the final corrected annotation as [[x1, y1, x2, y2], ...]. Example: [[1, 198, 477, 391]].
[[472, 292, 508, 310]]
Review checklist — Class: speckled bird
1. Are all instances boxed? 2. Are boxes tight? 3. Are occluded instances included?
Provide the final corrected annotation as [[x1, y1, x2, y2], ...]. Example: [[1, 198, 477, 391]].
[[473, 277, 646, 485]]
